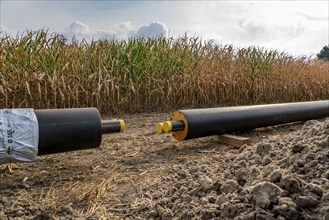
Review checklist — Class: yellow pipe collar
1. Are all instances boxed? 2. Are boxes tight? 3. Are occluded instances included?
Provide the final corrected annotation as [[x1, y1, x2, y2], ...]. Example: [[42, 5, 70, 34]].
[[119, 119, 125, 132]]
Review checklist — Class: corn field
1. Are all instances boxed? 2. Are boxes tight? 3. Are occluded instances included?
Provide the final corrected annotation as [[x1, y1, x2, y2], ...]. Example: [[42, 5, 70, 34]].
[[0, 30, 328, 114]]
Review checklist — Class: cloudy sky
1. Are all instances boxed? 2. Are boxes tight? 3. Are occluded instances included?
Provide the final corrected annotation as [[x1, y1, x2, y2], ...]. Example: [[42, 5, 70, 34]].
[[0, 1, 328, 56]]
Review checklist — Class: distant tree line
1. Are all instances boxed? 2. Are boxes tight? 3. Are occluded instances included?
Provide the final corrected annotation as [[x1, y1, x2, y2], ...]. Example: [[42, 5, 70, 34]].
[[317, 45, 329, 61]]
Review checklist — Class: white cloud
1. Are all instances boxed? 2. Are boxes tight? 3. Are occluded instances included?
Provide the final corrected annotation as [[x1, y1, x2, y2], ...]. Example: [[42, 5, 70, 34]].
[[62, 21, 168, 42], [132, 22, 168, 38], [62, 21, 122, 41], [64, 21, 93, 41], [111, 22, 134, 39], [161, 1, 328, 56]]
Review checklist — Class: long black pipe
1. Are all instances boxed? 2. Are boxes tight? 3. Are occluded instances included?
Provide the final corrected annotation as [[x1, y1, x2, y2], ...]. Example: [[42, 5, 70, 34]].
[[157, 100, 329, 141], [35, 108, 125, 155]]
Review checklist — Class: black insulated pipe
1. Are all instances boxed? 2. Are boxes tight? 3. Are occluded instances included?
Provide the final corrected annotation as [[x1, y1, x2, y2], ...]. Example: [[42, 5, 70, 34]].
[[34, 108, 125, 155], [159, 100, 329, 141], [35, 108, 102, 155]]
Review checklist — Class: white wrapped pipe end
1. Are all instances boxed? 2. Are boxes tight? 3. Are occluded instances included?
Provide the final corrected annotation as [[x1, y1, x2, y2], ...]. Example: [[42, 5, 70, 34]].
[[0, 109, 39, 164]]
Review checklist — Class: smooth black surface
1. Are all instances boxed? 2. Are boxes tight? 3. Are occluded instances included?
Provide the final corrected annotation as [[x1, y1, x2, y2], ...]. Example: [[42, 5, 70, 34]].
[[35, 108, 102, 155], [181, 100, 329, 140], [171, 120, 185, 131], [101, 120, 121, 134]]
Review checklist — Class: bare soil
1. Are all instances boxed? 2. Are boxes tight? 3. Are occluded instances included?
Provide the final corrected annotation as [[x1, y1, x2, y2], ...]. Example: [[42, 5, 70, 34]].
[[0, 113, 328, 220]]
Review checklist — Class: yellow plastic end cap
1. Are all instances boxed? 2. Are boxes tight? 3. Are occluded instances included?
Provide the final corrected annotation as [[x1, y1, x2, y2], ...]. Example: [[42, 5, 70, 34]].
[[119, 119, 125, 132], [156, 123, 164, 134], [163, 121, 173, 133]]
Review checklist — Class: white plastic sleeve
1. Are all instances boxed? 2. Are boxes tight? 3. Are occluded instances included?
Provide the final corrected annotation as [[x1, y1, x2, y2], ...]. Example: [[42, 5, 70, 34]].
[[0, 109, 39, 164]]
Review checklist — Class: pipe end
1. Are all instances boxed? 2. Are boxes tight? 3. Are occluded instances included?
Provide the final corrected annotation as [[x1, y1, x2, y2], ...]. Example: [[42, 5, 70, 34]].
[[156, 123, 164, 134], [163, 121, 173, 133]]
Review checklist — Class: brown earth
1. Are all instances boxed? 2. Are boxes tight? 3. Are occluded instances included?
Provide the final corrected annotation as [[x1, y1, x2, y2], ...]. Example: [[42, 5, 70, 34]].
[[0, 113, 328, 220]]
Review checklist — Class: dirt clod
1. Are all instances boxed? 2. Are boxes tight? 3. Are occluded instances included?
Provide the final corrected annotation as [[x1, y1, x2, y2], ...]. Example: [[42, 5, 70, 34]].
[[268, 169, 282, 183], [252, 181, 283, 209], [296, 195, 320, 208], [220, 179, 239, 194]]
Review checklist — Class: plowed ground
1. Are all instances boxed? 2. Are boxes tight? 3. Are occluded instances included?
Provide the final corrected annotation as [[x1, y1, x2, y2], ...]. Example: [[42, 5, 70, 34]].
[[0, 113, 328, 220]]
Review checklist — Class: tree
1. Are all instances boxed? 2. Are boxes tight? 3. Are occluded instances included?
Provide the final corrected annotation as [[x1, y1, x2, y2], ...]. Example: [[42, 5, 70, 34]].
[[317, 45, 329, 61]]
